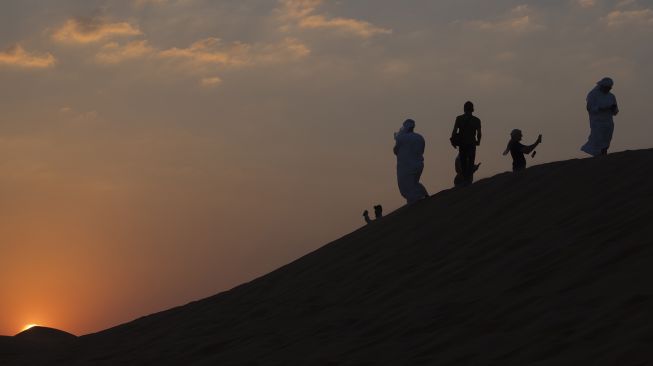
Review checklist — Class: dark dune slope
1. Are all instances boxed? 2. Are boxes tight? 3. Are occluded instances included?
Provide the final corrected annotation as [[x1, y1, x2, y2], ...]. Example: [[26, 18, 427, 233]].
[[6, 149, 653, 365], [14, 327, 77, 342], [0, 328, 76, 365]]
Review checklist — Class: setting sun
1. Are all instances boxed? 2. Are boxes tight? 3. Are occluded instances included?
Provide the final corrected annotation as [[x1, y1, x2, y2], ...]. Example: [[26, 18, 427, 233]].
[[21, 324, 38, 332]]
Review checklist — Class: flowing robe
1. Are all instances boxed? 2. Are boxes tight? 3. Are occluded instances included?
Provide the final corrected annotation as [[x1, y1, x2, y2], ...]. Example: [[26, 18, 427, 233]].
[[394, 132, 428, 204], [581, 86, 619, 156]]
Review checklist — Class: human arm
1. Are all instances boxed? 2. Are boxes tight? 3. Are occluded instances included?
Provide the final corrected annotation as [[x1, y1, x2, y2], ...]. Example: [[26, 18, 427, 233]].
[[450, 119, 459, 148], [476, 124, 482, 146], [588, 92, 618, 114], [502, 141, 511, 156], [612, 101, 619, 116], [419, 135, 426, 155], [393, 134, 404, 155], [521, 135, 542, 154], [451, 118, 459, 139], [586, 92, 600, 113]]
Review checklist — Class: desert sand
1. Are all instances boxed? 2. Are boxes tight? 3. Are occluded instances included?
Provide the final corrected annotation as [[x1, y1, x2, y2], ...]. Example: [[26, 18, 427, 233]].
[[2, 149, 653, 365]]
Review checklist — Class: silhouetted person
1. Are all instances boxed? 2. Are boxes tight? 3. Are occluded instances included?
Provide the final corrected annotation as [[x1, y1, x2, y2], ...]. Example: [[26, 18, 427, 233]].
[[454, 155, 480, 187], [363, 210, 373, 224], [503, 129, 542, 172], [394, 119, 429, 204], [450, 101, 481, 185], [581, 77, 619, 156], [374, 205, 383, 219]]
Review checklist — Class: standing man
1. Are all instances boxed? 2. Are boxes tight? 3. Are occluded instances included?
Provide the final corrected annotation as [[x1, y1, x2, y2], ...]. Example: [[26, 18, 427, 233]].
[[394, 119, 429, 204], [581, 77, 619, 157], [450, 101, 482, 185]]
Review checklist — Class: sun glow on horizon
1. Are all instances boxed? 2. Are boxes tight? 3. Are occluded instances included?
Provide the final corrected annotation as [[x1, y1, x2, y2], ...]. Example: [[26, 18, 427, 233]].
[[21, 324, 39, 332]]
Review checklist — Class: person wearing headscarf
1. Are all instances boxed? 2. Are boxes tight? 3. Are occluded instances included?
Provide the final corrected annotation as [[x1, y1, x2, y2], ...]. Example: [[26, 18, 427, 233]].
[[581, 77, 619, 156], [393, 119, 429, 204]]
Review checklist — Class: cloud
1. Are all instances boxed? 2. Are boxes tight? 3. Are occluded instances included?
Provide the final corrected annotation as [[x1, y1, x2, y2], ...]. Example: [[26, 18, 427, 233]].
[[133, 0, 167, 7], [252, 37, 311, 63], [91, 36, 309, 86], [158, 37, 309, 68], [616, 0, 637, 8], [158, 38, 250, 67], [200, 76, 222, 87], [604, 9, 653, 27], [52, 17, 142, 44], [463, 5, 546, 33], [576, 0, 596, 8], [58, 106, 100, 124], [95, 40, 155, 64], [278, 0, 392, 38], [0, 44, 56, 69], [132, 0, 193, 7], [298, 15, 393, 37], [280, 0, 322, 19]]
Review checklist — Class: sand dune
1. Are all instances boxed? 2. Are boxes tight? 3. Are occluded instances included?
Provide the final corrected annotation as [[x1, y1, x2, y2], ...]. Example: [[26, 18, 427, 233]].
[[2, 149, 653, 365], [14, 327, 77, 343], [0, 328, 76, 364]]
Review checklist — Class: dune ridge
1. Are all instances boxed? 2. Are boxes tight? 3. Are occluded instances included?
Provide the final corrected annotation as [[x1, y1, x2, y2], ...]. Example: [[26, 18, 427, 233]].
[[14, 326, 77, 342], [2, 149, 653, 365]]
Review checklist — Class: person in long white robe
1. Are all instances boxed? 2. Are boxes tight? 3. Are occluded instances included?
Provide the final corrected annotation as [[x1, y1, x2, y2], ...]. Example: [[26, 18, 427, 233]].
[[581, 77, 619, 156], [393, 119, 428, 204]]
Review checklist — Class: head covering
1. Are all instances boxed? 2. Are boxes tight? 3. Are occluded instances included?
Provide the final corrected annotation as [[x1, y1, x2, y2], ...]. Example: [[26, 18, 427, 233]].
[[597, 77, 614, 88], [394, 119, 415, 140], [510, 129, 522, 138]]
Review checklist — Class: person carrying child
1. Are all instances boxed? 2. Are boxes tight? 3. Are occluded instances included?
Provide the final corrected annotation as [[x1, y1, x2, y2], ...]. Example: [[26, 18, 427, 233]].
[[503, 129, 542, 172]]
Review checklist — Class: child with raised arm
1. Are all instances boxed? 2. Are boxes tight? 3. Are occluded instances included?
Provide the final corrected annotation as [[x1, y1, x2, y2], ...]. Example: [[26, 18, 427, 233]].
[[503, 129, 542, 172]]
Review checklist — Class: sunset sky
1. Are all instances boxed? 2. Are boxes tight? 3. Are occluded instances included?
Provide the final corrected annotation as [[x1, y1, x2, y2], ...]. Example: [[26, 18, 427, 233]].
[[1, 0, 651, 336]]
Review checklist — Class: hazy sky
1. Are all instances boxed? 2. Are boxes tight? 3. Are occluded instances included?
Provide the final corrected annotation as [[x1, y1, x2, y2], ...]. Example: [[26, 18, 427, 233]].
[[1, 0, 651, 336]]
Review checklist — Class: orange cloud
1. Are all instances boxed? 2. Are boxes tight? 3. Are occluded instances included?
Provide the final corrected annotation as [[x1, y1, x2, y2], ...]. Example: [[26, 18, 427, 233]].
[[279, 0, 391, 38], [280, 0, 322, 19], [133, 0, 167, 7], [53, 18, 142, 44], [576, 0, 596, 8], [158, 38, 249, 67], [463, 5, 545, 33], [158, 37, 309, 68], [254, 37, 311, 63], [604, 9, 653, 27], [0, 45, 56, 69], [92, 37, 308, 87], [298, 15, 392, 37], [96, 40, 155, 64]]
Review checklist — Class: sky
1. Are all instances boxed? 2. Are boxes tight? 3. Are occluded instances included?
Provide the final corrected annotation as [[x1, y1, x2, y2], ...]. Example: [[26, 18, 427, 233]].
[[1, 0, 652, 336]]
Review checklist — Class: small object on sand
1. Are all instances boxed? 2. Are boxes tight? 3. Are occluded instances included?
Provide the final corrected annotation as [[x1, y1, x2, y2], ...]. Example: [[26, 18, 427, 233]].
[[363, 210, 372, 224], [374, 205, 383, 219]]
